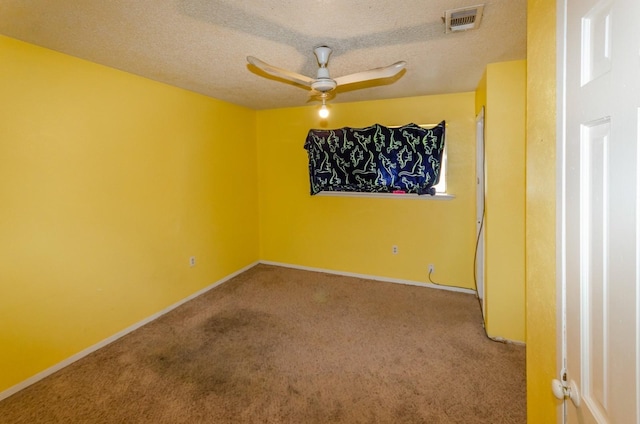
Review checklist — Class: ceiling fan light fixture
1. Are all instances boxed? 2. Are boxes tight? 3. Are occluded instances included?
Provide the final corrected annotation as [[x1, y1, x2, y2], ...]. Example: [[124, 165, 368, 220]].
[[319, 99, 329, 119]]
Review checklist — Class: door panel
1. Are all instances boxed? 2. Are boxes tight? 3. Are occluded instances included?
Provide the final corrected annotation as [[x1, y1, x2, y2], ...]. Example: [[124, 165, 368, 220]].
[[579, 119, 610, 421], [561, 0, 640, 422]]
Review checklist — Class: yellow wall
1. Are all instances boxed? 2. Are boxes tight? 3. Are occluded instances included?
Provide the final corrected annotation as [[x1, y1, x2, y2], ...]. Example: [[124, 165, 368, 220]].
[[481, 61, 527, 342], [526, 0, 559, 421], [257, 94, 477, 287], [1, 32, 536, 403], [475, 71, 487, 116], [0, 35, 260, 393]]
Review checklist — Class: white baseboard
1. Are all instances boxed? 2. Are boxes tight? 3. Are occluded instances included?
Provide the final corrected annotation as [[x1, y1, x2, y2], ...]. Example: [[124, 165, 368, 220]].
[[260, 261, 529, 345], [258, 260, 477, 295], [0, 260, 500, 402], [487, 336, 526, 346], [0, 261, 259, 402]]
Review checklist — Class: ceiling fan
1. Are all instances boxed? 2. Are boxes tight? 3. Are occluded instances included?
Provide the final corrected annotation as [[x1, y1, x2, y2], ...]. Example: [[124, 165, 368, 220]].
[[247, 45, 406, 116]]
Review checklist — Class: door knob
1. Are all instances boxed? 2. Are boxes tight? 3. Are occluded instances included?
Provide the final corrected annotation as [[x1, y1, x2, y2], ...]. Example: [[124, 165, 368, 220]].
[[552, 378, 581, 407]]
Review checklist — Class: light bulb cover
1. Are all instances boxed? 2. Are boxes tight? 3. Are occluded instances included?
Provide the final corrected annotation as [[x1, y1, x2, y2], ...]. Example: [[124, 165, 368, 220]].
[[319, 104, 329, 118]]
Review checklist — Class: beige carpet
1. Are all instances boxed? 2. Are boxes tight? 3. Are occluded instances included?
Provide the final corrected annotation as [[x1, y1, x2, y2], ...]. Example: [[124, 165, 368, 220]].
[[0, 264, 526, 423]]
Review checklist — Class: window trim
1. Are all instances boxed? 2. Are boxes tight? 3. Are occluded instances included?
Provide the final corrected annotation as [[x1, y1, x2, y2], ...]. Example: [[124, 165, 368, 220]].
[[315, 191, 455, 200]]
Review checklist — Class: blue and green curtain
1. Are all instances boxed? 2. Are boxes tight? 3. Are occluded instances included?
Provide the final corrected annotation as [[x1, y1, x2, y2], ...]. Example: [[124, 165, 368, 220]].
[[304, 121, 446, 195]]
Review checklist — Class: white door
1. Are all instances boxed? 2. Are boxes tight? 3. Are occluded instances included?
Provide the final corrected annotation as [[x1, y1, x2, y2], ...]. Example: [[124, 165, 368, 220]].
[[476, 108, 486, 318], [559, 0, 640, 422]]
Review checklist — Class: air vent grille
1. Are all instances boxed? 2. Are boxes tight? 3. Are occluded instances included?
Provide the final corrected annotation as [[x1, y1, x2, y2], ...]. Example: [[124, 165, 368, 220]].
[[444, 4, 485, 33]]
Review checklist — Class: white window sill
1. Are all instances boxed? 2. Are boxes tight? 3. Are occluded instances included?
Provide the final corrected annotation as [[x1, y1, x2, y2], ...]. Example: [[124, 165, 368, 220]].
[[315, 192, 455, 200]]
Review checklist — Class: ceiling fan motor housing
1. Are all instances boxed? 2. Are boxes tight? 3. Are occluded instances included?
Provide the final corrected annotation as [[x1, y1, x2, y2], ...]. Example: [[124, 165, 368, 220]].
[[311, 78, 337, 92]]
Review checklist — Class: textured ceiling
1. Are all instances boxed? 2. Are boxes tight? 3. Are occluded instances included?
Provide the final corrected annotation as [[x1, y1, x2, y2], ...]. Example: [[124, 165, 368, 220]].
[[0, 0, 527, 110]]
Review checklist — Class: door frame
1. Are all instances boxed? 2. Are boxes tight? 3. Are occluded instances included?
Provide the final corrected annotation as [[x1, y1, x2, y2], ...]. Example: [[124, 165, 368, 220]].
[[556, 0, 568, 422], [475, 107, 486, 319]]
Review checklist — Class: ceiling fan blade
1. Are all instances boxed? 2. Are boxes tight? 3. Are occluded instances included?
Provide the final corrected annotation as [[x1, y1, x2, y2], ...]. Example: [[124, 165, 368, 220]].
[[333, 61, 407, 86], [247, 56, 314, 88]]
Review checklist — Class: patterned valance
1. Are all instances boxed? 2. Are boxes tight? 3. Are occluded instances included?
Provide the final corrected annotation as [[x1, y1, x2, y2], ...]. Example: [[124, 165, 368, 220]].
[[304, 121, 446, 195]]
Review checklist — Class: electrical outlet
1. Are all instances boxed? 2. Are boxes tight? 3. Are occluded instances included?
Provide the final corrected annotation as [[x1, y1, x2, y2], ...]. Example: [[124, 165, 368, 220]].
[[189, 256, 196, 267], [428, 264, 435, 274], [392, 245, 398, 255]]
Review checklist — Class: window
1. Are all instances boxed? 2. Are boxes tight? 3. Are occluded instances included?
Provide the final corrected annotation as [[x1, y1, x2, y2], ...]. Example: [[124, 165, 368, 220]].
[[304, 121, 447, 196], [432, 139, 447, 194]]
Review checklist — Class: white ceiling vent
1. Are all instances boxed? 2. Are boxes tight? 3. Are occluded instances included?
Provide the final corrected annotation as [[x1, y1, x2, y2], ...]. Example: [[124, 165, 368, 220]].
[[444, 4, 485, 33]]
